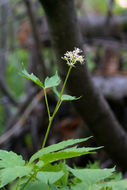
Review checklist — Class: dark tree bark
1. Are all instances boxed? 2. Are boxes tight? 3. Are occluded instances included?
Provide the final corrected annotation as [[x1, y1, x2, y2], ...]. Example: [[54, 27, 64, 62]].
[[40, 15, 127, 49], [39, 0, 127, 170]]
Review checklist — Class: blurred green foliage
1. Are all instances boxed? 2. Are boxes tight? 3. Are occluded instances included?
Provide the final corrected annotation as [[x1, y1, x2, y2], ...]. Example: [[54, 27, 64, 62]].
[[85, 0, 107, 14], [25, 133, 32, 147], [77, 0, 127, 15], [86, 51, 96, 72], [0, 49, 28, 133], [6, 49, 28, 98], [43, 48, 57, 73], [86, 161, 100, 169]]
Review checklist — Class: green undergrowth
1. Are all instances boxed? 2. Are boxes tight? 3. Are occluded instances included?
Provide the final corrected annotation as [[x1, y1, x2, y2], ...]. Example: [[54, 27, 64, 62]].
[[0, 138, 127, 190]]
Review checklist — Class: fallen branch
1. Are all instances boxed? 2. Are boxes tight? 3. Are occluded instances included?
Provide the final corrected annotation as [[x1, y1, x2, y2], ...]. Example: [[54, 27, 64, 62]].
[[93, 74, 127, 100], [39, 14, 127, 47]]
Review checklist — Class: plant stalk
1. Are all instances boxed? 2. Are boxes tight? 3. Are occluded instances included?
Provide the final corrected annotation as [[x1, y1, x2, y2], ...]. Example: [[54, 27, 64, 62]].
[[20, 174, 33, 190], [16, 178, 21, 190], [43, 87, 51, 120], [42, 66, 72, 148]]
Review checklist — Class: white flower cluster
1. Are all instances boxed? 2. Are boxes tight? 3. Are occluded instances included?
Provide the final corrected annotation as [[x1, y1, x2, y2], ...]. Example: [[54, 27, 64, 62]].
[[62, 48, 84, 67]]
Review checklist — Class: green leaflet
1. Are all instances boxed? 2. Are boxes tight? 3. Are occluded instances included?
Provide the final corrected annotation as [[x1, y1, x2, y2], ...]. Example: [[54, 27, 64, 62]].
[[71, 182, 102, 190], [39, 146, 94, 165], [53, 87, 81, 101], [0, 166, 32, 188], [44, 72, 61, 89], [68, 167, 115, 184], [98, 179, 127, 190], [37, 162, 69, 186], [21, 66, 44, 88], [0, 150, 25, 168], [29, 137, 93, 163], [53, 162, 69, 186], [39, 147, 101, 166], [49, 184, 59, 190], [69, 166, 115, 190], [0, 150, 32, 187], [50, 186, 69, 190], [35, 147, 101, 171], [37, 171, 64, 184], [76, 179, 127, 190], [22, 181, 49, 190], [61, 94, 81, 101]]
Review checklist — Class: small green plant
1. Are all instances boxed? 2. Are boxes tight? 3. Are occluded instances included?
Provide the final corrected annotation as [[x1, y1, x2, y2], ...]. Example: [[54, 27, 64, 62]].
[[0, 48, 127, 190]]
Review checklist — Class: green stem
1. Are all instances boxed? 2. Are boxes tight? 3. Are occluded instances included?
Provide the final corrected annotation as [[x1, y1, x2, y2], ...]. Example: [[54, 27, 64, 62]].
[[20, 174, 33, 190], [42, 115, 54, 148], [43, 87, 51, 120], [2, 187, 6, 190], [42, 66, 72, 148], [16, 178, 21, 190], [58, 66, 72, 104]]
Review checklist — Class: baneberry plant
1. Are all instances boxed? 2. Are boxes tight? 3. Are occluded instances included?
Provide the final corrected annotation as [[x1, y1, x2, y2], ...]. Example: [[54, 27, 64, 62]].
[[0, 48, 127, 190]]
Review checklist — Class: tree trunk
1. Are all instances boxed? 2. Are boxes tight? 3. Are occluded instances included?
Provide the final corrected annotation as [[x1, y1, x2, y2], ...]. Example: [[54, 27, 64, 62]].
[[39, 0, 127, 170]]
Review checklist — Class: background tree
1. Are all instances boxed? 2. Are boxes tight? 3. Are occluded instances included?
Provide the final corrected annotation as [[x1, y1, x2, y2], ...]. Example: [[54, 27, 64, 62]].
[[39, 0, 127, 170]]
